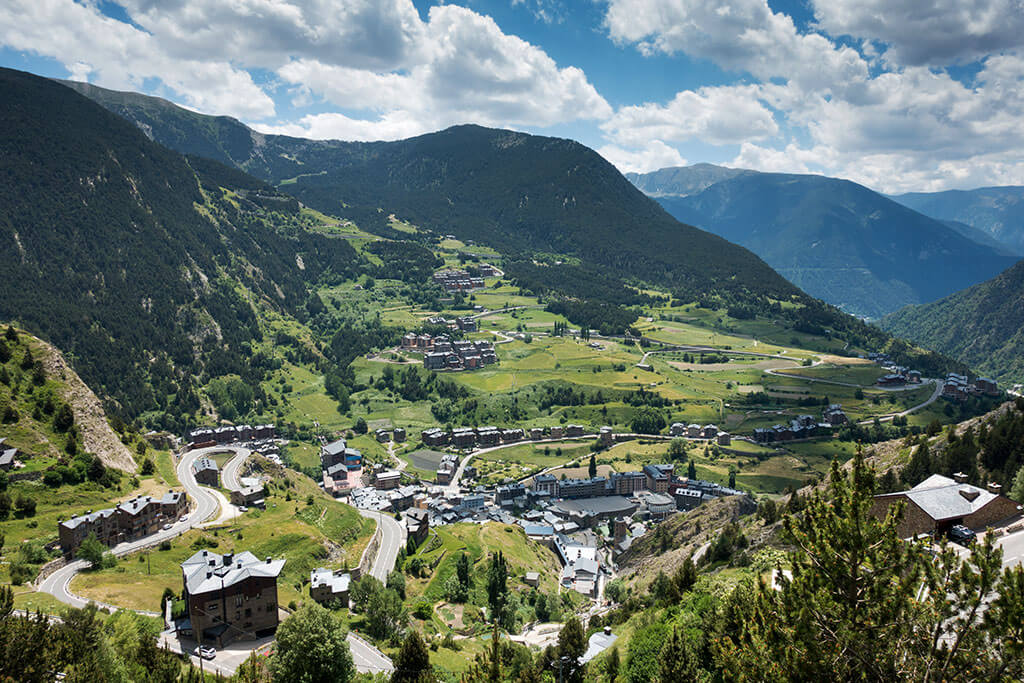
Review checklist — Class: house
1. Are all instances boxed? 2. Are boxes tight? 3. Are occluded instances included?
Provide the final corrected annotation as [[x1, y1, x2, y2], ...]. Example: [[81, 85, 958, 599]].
[[0, 443, 16, 471], [529, 427, 544, 440], [405, 508, 430, 547], [424, 352, 448, 370], [669, 422, 686, 437], [161, 491, 189, 519], [456, 317, 478, 332], [702, 425, 718, 439], [599, 426, 614, 446], [421, 428, 449, 447], [193, 458, 219, 487], [477, 427, 501, 447], [717, 432, 731, 446], [393, 428, 406, 442], [180, 550, 284, 647], [375, 429, 390, 443], [60, 492, 189, 557], [565, 424, 586, 438], [452, 428, 477, 449], [524, 571, 540, 587], [975, 377, 999, 396], [687, 424, 701, 438], [823, 404, 848, 426], [309, 568, 351, 608], [871, 473, 1021, 539], [496, 483, 526, 505], [549, 426, 565, 439], [609, 471, 646, 495], [231, 485, 265, 509], [674, 488, 703, 511]]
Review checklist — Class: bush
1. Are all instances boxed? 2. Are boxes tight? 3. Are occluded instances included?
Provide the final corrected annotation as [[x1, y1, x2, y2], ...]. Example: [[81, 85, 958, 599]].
[[140, 458, 155, 475], [413, 600, 433, 620], [43, 470, 63, 488]]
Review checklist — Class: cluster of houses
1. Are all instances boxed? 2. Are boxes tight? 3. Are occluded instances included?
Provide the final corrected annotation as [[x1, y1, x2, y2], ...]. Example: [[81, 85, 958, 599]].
[[942, 373, 999, 402], [876, 365, 923, 386], [176, 550, 284, 647], [422, 424, 590, 450], [319, 438, 364, 497], [669, 422, 731, 445], [0, 438, 18, 471], [413, 337, 497, 371], [375, 427, 406, 443], [58, 491, 189, 556], [186, 424, 277, 452], [753, 405, 849, 444], [432, 268, 486, 292]]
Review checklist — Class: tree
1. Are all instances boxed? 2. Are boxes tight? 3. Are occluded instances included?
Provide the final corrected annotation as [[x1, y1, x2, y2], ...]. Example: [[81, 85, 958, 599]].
[[53, 403, 74, 432], [14, 495, 36, 518], [139, 458, 155, 475], [486, 552, 509, 620], [366, 588, 407, 641], [76, 532, 108, 569], [667, 438, 687, 460], [625, 622, 667, 683], [588, 454, 597, 479], [456, 551, 472, 597], [716, 451, 1024, 682], [687, 459, 697, 480], [392, 630, 434, 683], [271, 602, 354, 683], [728, 467, 737, 489], [387, 571, 407, 600], [672, 556, 698, 596], [354, 417, 368, 435], [1011, 464, 1024, 504], [557, 615, 586, 683], [349, 575, 383, 613], [629, 407, 665, 435]]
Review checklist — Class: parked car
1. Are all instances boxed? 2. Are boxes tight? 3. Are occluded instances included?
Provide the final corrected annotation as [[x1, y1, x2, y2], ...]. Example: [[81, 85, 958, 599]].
[[179, 514, 189, 522], [195, 645, 216, 660], [162, 523, 173, 531], [948, 525, 976, 546], [238, 506, 248, 512]]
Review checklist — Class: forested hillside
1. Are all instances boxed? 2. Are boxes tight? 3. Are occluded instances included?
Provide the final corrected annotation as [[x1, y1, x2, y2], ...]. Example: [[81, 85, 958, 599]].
[[0, 68, 363, 429], [631, 167, 1017, 318], [880, 258, 1024, 382]]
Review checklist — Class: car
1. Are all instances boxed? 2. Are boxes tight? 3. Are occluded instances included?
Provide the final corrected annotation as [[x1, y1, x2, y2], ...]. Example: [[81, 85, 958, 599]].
[[194, 645, 216, 660], [162, 523, 173, 531], [179, 514, 189, 522], [948, 525, 976, 546], [238, 506, 248, 512]]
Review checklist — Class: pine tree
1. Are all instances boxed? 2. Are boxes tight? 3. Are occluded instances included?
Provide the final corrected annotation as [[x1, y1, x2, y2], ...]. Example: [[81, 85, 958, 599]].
[[902, 440, 932, 486], [557, 615, 586, 683], [605, 645, 620, 682], [687, 459, 697, 479], [486, 552, 508, 621], [392, 630, 434, 683], [588, 454, 597, 478], [1010, 465, 1024, 503]]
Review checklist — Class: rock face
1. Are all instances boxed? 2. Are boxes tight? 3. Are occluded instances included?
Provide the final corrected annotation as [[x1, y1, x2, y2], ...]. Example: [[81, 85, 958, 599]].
[[35, 337, 137, 473]]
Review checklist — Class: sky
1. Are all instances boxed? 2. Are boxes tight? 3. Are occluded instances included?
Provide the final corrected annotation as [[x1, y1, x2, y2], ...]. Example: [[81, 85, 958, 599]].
[[2, 0, 1024, 193]]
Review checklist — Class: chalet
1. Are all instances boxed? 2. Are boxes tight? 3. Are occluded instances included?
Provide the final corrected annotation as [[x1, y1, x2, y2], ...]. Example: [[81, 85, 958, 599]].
[[871, 473, 1020, 539], [424, 352, 448, 370], [406, 508, 430, 547], [687, 424, 701, 438], [456, 317, 478, 332], [549, 426, 565, 439], [452, 428, 477, 449], [529, 427, 544, 440], [0, 441, 16, 471], [375, 470, 401, 490], [421, 428, 449, 447], [502, 428, 525, 443], [717, 432, 731, 446], [231, 485, 265, 509], [477, 427, 502, 447], [669, 423, 686, 437], [702, 424, 718, 439], [393, 428, 406, 442], [565, 424, 586, 438], [599, 426, 614, 446], [180, 550, 284, 646], [976, 377, 999, 396], [375, 429, 390, 443], [193, 458, 219, 487], [309, 568, 351, 608]]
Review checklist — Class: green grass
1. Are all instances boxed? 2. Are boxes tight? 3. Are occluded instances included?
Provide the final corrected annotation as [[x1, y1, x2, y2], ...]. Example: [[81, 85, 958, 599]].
[[70, 469, 375, 612]]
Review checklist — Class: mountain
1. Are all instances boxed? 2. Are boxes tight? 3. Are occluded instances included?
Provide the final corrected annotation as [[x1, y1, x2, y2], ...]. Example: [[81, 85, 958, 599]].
[[938, 219, 1020, 256], [879, 258, 1024, 382], [66, 81, 805, 307], [890, 186, 1024, 255], [625, 163, 752, 197], [0, 67, 362, 428], [628, 165, 1018, 318]]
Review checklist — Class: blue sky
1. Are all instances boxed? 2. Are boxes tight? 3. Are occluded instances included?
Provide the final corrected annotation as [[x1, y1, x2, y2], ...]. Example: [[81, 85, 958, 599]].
[[2, 0, 1023, 192]]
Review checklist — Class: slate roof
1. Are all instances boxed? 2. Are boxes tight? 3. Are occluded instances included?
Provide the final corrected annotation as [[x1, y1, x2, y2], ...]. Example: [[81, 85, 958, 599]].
[[321, 439, 347, 457], [182, 550, 285, 596], [896, 475, 999, 521], [310, 568, 350, 593], [61, 508, 115, 529], [193, 458, 218, 473]]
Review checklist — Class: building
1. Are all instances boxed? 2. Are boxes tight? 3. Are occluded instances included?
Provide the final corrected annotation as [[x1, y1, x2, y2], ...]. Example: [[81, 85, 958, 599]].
[[669, 423, 686, 437], [0, 441, 16, 471], [871, 474, 1021, 539], [309, 568, 351, 607], [477, 427, 502, 447], [375, 470, 401, 490], [549, 426, 565, 439], [524, 571, 540, 587], [559, 477, 608, 499], [375, 429, 390, 443], [406, 508, 430, 547], [702, 425, 718, 439], [529, 427, 544, 440], [193, 458, 219, 487], [59, 492, 188, 557], [456, 317, 478, 332], [644, 464, 672, 493], [421, 428, 449, 447], [565, 424, 586, 438], [393, 428, 406, 442], [496, 483, 526, 506], [231, 485, 265, 509], [452, 428, 477, 449], [638, 491, 676, 520], [717, 432, 731, 446], [976, 377, 999, 396], [321, 439, 362, 471], [687, 424, 701, 438], [610, 471, 646, 495], [533, 473, 559, 496], [180, 550, 284, 646], [599, 426, 614, 446], [674, 488, 703, 511], [823, 405, 848, 426]]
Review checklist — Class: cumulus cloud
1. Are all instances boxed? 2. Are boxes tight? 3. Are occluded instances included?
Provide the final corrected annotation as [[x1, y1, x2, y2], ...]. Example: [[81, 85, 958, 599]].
[[0, 0, 608, 140], [597, 140, 687, 174], [0, 0, 275, 119], [601, 85, 778, 147], [810, 0, 1024, 66]]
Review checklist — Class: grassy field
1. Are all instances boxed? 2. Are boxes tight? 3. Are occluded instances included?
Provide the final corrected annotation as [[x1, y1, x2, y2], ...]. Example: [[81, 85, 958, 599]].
[[70, 470, 375, 612]]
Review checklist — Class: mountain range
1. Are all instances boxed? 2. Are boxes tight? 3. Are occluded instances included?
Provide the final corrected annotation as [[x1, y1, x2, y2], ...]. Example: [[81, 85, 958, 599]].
[[628, 165, 1020, 319], [890, 186, 1024, 255]]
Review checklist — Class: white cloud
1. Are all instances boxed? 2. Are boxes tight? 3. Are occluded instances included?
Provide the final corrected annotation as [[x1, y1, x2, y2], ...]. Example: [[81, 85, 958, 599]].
[[597, 140, 687, 174], [601, 85, 778, 147], [810, 0, 1024, 66], [253, 110, 429, 142], [603, 0, 868, 91], [0, 0, 275, 119]]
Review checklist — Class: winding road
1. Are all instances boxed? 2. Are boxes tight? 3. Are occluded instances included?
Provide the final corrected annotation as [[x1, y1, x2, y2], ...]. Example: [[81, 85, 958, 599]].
[[36, 444, 393, 675]]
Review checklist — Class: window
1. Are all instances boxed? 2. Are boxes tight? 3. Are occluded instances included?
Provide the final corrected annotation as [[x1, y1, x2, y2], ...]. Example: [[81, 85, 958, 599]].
[[206, 602, 219, 612], [235, 595, 243, 607]]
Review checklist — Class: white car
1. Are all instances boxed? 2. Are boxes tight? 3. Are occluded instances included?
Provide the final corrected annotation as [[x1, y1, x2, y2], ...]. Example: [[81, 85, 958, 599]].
[[179, 515, 189, 522], [238, 506, 248, 512], [162, 523, 173, 531], [195, 645, 216, 660]]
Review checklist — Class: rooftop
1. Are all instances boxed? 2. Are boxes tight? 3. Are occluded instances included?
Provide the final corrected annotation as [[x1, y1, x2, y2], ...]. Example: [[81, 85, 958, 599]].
[[182, 550, 285, 596]]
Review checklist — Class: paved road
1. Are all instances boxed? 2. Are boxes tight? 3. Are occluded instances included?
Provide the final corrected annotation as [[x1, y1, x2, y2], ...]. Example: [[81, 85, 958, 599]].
[[347, 632, 394, 674], [220, 447, 252, 492], [358, 509, 407, 583]]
